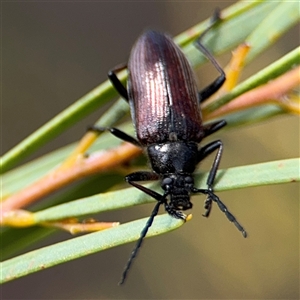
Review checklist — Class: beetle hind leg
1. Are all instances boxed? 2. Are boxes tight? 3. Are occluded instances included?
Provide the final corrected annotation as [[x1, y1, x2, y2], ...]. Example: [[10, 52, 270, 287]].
[[108, 63, 129, 101], [195, 9, 226, 103], [88, 126, 141, 147]]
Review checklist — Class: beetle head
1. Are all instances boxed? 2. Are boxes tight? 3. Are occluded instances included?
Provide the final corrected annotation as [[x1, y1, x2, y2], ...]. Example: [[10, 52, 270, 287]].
[[161, 174, 194, 212]]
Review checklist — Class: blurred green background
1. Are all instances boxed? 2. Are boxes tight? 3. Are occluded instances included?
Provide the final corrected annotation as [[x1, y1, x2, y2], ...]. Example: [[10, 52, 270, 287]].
[[2, 1, 299, 299]]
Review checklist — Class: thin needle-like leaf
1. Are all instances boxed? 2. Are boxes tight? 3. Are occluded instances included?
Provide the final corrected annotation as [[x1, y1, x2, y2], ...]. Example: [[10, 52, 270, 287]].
[[0, 214, 185, 284]]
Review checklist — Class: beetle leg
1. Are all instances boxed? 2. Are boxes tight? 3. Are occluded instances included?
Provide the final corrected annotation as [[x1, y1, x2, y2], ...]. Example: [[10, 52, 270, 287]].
[[127, 172, 187, 220], [108, 63, 129, 101], [195, 188, 247, 238], [202, 120, 226, 138], [195, 10, 226, 102], [195, 140, 247, 237], [126, 171, 162, 200], [197, 139, 223, 187], [165, 204, 187, 220], [196, 140, 223, 217], [88, 126, 141, 147]]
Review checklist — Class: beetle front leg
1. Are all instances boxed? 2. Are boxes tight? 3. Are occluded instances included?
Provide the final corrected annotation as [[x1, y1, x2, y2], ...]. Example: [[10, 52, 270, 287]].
[[196, 140, 223, 217], [126, 171, 162, 201], [194, 141, 247, 237], [198, 140, 223, 189], [126, 172, 186, 220]]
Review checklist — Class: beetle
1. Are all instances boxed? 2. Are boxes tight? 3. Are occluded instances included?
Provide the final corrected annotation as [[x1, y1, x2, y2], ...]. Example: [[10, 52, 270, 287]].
[[92, 11, 246, 284]]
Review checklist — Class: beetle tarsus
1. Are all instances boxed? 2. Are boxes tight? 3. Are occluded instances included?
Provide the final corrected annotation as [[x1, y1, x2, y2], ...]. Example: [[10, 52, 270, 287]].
[[202, 196, 213, 218]]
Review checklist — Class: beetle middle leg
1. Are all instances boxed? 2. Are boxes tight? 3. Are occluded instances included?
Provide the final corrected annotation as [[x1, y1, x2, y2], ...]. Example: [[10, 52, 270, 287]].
[[202, 119, 227, 138], [88, 126, 140, 147]]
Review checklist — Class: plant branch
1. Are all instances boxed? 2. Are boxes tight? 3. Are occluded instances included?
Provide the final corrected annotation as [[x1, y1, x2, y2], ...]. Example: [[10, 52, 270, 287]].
[[1, 143, 141, 216]]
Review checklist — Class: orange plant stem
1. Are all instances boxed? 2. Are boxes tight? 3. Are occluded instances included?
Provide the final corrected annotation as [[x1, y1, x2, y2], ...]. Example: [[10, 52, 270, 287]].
[[1, 143, 142, 215], [206, 66, 300, 119]]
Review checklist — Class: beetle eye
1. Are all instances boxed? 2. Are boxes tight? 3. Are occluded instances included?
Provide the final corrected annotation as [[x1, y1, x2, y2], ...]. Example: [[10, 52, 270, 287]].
[[185, 176, 193, 183], [162, 177, 173, 188]]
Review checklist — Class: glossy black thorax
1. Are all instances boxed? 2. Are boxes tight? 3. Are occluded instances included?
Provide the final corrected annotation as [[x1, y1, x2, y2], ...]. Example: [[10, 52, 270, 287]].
[[147, 140, 199, 175]]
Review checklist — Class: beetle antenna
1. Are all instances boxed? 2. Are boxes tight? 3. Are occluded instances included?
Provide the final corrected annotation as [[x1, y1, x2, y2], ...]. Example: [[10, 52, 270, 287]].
[[209, 191, 247, 237], [119, 201, 162, 285], [195, 188, 247, 238]]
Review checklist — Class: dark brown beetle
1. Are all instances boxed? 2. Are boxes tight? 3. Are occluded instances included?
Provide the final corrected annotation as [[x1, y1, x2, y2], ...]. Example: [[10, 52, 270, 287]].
[[93, 11, 246, 284]]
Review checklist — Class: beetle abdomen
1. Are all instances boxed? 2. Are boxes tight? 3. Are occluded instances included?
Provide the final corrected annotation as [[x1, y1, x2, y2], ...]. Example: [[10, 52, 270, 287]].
[[128, 30, 204, 146]]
